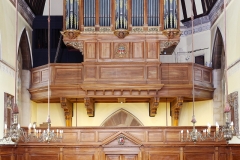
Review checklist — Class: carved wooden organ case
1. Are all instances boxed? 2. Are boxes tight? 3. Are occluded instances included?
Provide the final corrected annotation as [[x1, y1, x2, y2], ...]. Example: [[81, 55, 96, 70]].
[[60, 0, 181, 116]]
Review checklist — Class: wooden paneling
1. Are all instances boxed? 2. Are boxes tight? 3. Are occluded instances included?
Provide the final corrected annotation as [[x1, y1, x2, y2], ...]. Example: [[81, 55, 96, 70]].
[[149, 153, 179, 160], [184, 153, 214, 160], [85, 42, 97, 60], [2, 127, 240, 160], [99, 66, 144, 80], [147, 66, 158, 79], [148, 131, 163, 142], [99, 42, 112, 59], [132, 42, 144, 59], [81, 132, 96, 142], [84, 66, 97, 80], [146, 42, 159, 60]]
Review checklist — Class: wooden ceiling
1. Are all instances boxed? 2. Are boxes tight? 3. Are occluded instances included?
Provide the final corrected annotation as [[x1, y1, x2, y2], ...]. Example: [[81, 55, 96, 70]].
[[24, 0, 46, 15]]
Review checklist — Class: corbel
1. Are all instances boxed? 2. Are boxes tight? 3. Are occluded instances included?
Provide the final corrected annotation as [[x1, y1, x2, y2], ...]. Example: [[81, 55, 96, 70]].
[[84, 97, 95, 117], [60, 97, 73, 127], [170, 96, 183, 126], [149, 97, 160, 117]]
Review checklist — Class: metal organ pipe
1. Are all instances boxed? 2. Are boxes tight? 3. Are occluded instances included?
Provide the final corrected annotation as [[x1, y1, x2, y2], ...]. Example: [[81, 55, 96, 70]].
[[164, 0, 178, 29], [66, 0, 79, 30]]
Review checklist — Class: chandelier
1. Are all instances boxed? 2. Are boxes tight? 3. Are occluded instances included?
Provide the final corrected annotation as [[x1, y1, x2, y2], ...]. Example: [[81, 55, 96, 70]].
[[180, 0, 237, 144], [1, 0, 63, 144]]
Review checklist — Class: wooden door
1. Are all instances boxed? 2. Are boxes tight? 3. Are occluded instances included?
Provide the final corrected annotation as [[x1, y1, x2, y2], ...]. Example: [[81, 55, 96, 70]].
[[106, 154, 138, 160]]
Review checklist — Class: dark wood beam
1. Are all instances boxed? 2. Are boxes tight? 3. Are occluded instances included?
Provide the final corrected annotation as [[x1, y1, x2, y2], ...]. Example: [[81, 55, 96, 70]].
[[201, 0, 207, 14], [181, 0, 188, 20], [192, 0, 198, 17]]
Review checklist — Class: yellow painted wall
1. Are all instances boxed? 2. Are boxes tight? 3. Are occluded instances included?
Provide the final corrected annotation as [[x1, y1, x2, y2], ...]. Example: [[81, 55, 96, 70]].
[[36, 103, 65, 127], [179, 100, 213, 126], [34, 103, 172, 127]]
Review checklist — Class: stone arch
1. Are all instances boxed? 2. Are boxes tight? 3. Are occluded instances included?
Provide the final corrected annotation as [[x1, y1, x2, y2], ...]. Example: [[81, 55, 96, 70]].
[[19, 29, 32, 70], [17, 28, 32, 126], [101, 108, 144, 127], [212, 28, 224, 69]]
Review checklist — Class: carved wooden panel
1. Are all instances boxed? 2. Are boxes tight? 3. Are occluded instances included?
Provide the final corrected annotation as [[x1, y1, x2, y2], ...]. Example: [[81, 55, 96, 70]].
[[63, 155, 94, 160], [28, 155, 58, 160], [62, 131, 78, 143], [1, 155, 12, 160], [165, 131, 180, 142], [99, 66, 144, 80], [161, 64, 190, 84], [32, 68, 48, 85], [84, 66, 97, 80], [85, 42, 96, 60], [184, 153, 214, 160], [146, 42, 159, 60], [147, 66, 158, 79], [106, 155, 137, 160], [132, 42, 144, 59], [53, 67, 82, 84], [148, 131, 163, 142], [113, 43, 130, 59], [149, 153, 179, 160], [80, 132, 95, 142], [99, 42, 112, 59]]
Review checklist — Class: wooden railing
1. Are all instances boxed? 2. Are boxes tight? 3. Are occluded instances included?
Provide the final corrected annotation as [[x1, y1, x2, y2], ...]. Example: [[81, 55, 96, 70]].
[[1, 127, 239, 160]]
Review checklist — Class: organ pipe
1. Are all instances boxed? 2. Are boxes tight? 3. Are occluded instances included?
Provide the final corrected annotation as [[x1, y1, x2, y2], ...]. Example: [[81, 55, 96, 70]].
[[84, 0, 96, 26], [100, 0, 111, 26], [147, 0, 160, 26], [164, 0, 178, 29], [115, 0, 128, 29], [66, 0, 79, 30]]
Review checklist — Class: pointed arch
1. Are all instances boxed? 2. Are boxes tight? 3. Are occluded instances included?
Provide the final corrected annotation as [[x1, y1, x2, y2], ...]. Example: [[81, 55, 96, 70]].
[[19, 29, 32, 70], [212, 28, 224, 69], [101, 108, 144, 127]]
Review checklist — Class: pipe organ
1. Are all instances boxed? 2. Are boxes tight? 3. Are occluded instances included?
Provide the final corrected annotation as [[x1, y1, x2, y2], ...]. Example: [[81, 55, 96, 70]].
[[63, 0, 180, 35]]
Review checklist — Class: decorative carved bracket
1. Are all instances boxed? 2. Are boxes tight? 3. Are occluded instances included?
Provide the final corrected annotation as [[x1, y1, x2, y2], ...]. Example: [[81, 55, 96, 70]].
[[170, 97, 183, 126], [84, 97, 95, 117], [149, 97, 160, 117], [160, 40, 179, 52], [63, 41, 84, 53], [162, 29, 181, 39], [60, 97, 73, 127], [114, 29, 129, 39]]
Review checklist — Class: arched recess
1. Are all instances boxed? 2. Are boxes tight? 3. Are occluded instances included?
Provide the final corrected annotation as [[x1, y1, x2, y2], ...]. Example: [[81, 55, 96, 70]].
[[101, 109, 144, 127], [17, 28, 32, 126], [212, 28, 224, 69], [19, 29, 32, 70], [211, 27, 225, 125]]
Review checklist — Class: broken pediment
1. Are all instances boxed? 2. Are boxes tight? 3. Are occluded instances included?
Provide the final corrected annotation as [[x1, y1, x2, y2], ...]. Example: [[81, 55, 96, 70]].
[[101, 131, 142, 147]]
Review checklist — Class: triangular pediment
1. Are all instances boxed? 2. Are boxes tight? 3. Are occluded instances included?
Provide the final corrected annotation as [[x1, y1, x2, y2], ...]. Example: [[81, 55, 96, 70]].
[[101, 131, 142, 147]]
